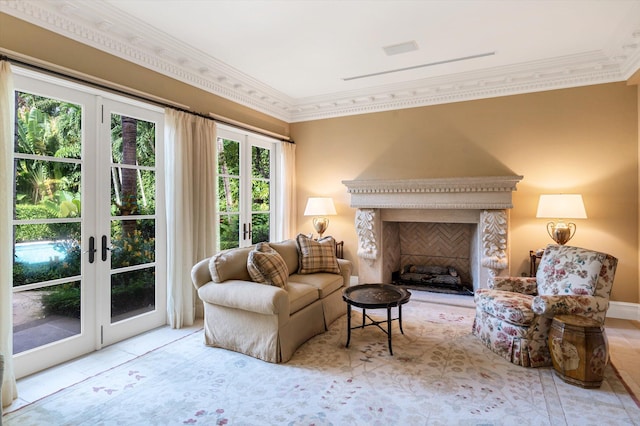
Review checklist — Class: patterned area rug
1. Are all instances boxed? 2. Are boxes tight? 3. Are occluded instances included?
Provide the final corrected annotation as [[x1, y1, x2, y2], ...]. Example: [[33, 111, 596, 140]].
[[5, 301, 640, 425]]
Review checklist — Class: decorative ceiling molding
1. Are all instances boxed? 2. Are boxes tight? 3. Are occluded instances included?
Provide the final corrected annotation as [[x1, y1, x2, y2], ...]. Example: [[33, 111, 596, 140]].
[[2, 0, 639, 123]]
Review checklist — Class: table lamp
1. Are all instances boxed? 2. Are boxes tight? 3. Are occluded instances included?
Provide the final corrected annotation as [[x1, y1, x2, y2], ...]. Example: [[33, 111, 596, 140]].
[[536, 194, 587, 245], [304, 197, 337, 238]]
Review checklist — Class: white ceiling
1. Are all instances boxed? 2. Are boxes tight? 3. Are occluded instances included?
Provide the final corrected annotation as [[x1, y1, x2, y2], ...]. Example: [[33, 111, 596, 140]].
[[3, 0, 640, 122]]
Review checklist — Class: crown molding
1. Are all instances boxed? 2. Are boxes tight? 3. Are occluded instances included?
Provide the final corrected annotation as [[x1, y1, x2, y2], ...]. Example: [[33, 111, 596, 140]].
[[2, 0, 639, 123], [0, 0, 295, 121], [290, 53, 627, 122]]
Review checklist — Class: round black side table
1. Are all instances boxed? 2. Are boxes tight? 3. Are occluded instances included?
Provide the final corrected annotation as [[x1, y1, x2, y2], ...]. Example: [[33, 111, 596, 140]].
[[342, 283, 411, 355]]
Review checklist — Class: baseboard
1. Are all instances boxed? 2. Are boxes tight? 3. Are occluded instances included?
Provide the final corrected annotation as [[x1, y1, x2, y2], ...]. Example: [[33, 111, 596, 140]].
[[608, 301, 640, 321]]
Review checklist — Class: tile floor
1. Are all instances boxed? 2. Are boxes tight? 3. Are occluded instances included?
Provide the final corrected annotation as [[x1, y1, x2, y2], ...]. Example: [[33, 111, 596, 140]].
[[605, 317, 640, 401], [4, 297, 640, 415]]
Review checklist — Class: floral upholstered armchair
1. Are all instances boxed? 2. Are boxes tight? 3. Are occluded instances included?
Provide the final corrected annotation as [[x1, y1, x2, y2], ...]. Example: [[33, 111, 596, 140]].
[[472, 244, 617, 367]]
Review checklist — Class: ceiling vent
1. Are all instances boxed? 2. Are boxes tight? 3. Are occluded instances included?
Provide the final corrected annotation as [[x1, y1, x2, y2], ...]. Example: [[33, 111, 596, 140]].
[[383, 40, 419, 56], [343, 51, 496, 81]]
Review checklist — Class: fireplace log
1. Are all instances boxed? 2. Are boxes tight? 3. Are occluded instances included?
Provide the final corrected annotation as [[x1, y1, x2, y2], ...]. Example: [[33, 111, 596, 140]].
[[399, 264, 462, 286]]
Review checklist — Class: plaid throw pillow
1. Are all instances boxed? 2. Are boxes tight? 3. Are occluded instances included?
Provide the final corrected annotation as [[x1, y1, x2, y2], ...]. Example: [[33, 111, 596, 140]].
[[247, 242, 289, 289], [296, 234, 340, 275]]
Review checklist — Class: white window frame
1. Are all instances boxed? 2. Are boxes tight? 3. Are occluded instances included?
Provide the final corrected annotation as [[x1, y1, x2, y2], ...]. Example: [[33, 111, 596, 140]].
[[216, 123, 281, 249]]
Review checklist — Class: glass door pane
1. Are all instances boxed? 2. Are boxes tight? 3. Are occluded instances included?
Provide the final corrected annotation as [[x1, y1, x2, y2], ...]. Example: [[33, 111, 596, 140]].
[[13, 92, 83, 353], [217, 137, 241, 250], [251, 145, 271, 244], [109, 113, 157, 323]]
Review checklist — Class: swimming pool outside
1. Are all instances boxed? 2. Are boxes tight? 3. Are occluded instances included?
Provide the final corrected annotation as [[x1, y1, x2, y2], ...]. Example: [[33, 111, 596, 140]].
[[14, 241, 68, 264]]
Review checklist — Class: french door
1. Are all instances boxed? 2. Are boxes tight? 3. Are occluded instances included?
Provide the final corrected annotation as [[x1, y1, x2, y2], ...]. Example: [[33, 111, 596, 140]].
[[99, 99, 166, 346], [216, 126, 276, 250], [11, 71, 165, 378]]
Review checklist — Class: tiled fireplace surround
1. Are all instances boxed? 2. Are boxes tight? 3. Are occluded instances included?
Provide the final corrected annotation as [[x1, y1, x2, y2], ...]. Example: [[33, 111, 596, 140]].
[[343, 176, 523, 291]]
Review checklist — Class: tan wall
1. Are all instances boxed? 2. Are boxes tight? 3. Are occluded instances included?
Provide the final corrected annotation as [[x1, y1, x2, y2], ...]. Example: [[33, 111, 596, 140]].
[[0, 13, 289, 137], [291, 83, 639, 303]]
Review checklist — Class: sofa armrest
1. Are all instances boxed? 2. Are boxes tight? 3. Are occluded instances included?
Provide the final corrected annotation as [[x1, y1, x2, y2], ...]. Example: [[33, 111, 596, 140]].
[[532, 295, 610, 320], [337, 258, 352, 287], [191, 257, 212, 290], [490, 276, 538, 295], [198, 280, 290, 324]]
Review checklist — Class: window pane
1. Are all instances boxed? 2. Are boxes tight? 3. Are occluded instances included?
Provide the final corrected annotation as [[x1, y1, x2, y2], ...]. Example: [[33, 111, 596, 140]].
[[110, 114, 156, 167], [218, 214, 240, 250], [13, 282, 82, 354], [111, 267, 155, 323], [135, 120, 156, 167], [252, 145, 270, 179], [111, 167, 156, 216], [252, 179, 270, 212], [14, 159, 81, 219], [111, 219, 156, 269], [251, 213, 269, 244], [13, 224, 81, 286], [15, 92, 82, 159], [218, 176, 239, 212], [218, 138, 239, 175]]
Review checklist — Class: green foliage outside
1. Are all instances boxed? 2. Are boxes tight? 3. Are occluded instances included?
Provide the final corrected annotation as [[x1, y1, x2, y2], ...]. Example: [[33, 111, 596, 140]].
[[14, 205, 81, 242], [13, 241, 81, 287], [217, 139, 272, 249], [111, 268, 155, 318], [111, 225, 156, 268], [14, 92, 82, 216], [13, 92, 158, 318], [39, 271, 155, 320], [42, 283, 80, 318]]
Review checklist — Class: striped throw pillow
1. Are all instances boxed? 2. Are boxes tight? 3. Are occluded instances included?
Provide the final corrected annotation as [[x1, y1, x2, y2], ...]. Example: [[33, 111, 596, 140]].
[[296, 234, 340, 275], [247, 242, 289, 289]]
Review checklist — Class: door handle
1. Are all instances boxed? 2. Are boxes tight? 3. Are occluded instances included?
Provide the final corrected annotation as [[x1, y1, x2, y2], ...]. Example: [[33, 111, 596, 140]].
[[86, 236, 96, 263], [242, 223, 253, 241], [101, 235, 110, 261]]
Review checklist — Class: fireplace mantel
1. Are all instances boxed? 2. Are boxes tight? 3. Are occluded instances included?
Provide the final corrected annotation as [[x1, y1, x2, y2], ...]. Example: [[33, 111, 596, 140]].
[[342, 176, 523, 209], [342, 175, 524, 290]]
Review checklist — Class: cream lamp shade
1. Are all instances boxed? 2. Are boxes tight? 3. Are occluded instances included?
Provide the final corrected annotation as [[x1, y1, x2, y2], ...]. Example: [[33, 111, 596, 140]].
[[304, 197, 337, 238], [536, 194, 587, 245]]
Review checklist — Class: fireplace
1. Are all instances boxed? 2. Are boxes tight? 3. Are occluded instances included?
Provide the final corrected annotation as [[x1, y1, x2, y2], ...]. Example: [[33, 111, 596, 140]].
[[391, 221, 476, 294], [342, 176, 523, 291]]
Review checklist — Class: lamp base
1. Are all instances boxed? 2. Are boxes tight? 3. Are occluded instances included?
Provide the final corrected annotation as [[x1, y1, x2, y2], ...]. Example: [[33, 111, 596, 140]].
[[547, 221, 577, 245], [313, 217, 329, 239]]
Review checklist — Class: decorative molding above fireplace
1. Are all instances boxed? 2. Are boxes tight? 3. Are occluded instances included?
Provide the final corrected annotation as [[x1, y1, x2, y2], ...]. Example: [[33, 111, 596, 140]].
[[342, 176, 524, 290], [342, 176, 523, 210]]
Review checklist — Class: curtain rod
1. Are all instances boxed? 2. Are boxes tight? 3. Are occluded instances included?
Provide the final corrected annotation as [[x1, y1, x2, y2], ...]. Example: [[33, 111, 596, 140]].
[[0, 53, 294, 143]]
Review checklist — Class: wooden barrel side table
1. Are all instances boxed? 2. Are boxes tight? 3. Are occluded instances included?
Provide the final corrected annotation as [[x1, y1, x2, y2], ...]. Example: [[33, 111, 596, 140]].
[[548, 314, 609, 388]]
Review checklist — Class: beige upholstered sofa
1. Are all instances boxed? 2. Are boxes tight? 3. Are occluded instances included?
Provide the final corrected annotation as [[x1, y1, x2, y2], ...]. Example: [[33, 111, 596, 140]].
[[191, 236, 352, 363]]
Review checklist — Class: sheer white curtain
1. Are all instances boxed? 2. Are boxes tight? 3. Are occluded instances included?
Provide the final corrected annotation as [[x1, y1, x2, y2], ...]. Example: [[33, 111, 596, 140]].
[[164, 109, 217, 328], [1, 60, 18, 408], [278, 141, 297, 240]]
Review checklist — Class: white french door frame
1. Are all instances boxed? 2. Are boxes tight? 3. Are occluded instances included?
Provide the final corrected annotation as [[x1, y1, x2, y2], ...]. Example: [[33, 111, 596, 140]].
[[216, 125, 278, 249], [98, 98, 166, 347], [12, 71, 99, 378], [11, 68, 166, 378]]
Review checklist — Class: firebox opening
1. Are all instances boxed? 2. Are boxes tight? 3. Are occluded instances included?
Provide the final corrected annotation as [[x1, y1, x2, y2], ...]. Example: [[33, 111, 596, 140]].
[[387, 222, 475, 295], [392, 266, 474, 295]]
